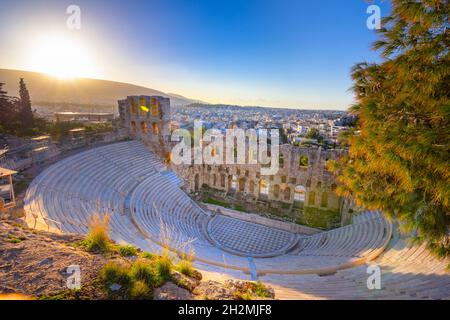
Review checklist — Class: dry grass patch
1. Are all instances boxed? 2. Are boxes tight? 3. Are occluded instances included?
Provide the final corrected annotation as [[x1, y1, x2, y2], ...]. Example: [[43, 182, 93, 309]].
[[81, 213, 112, 253], [116, 244, 139, 257]]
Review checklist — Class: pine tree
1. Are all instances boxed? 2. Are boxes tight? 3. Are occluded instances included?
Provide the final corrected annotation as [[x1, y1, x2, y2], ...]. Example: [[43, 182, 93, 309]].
[[330, 1, 449, 258], [18, 78, 33, 128], [0, 83, 15, 131], [0, 83, 6, 130]]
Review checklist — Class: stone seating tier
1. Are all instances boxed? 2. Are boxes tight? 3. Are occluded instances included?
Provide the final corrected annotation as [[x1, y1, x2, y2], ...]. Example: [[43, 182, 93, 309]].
[[23, 140, 449, 300]]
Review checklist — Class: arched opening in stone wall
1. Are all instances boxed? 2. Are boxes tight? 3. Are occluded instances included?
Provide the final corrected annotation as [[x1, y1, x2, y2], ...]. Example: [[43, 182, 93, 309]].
[[194, 174, 200, 192], [151, 97, 159, 116], [140, 121, 148, 134], [321, 192, 329, 208], [238, 178, 246, 193], [213, 174, 217, 187], [308, 191, 316, 206], [284, 187, 291, 201], [152, 123, 159, 135], [130, 99, 137, 115], [249, 180, 255, 194], [228, 175, 233, 190], [221, 174, 226, 188], [130, 121, 136, 134], [259, 179, 269, 199], [231, 175, 237, 190], [273, 184, 280, 198]]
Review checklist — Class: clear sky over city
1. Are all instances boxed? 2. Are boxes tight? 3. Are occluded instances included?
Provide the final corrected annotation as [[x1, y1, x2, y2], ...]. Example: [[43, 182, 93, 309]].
[[0, 0, 391, 109]]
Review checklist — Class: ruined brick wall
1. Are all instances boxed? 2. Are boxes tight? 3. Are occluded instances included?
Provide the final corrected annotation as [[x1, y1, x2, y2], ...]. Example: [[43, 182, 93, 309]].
[[172, 144, 346, 221]]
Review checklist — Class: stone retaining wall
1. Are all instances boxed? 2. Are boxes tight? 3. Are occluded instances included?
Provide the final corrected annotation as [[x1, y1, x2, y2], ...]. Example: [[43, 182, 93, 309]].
[[203, 203, 321, 235]]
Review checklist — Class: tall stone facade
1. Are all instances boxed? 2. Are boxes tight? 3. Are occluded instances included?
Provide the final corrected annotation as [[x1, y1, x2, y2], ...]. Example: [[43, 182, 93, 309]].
[[173, 144, 346, 222], [118, 96, 172, 159]]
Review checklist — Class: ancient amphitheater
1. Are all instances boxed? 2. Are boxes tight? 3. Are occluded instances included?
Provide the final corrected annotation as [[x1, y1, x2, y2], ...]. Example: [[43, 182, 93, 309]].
[[24, 140, 450, 300]]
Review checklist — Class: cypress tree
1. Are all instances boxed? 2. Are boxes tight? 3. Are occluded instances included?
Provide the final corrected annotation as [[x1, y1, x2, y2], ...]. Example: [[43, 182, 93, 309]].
[[18, 78, 33, 128]]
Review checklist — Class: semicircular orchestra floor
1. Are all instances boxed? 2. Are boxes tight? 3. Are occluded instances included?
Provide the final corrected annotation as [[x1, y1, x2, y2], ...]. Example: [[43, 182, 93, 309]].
[[207, 215, 298, 258]]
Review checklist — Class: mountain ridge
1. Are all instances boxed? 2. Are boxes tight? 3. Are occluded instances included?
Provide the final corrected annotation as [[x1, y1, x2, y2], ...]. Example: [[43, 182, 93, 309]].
[[0, 68, 200, 109]]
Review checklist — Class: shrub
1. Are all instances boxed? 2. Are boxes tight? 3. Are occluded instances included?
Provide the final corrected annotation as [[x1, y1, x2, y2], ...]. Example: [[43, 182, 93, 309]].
[[176, 249, 195, 277], [82, 213, 111, 253], [100, 262, 132, 291], [253, 281, 272, 298], [117, 244, 138, 257], [233, 291, 252, 300], [129, 280, 152, 300], [177, 259, 194, 277], [99, 255, 177, 299], [140, 251, 156, 260], [155, 255, 173, 280], [130, 259, 159, 286]]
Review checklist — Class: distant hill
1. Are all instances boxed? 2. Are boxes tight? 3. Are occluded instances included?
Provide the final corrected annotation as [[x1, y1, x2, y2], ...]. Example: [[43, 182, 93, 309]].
[[0, 68, 200, 110]]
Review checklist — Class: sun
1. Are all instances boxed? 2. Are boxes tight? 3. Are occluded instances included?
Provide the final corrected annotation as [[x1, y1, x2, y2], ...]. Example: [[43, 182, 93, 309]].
[[28, 35, 95, 79]]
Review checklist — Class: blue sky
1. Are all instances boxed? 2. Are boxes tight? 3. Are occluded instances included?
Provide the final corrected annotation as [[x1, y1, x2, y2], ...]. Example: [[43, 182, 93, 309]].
[[0, 0, 391, 109]]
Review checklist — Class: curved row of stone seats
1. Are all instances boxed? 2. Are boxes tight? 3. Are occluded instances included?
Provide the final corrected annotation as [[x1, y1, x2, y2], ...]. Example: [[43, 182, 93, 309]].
[[26, 142, 392, 274], [34, 155, 124, 212], [23, 141, 449, 298], [249, 211, 391, 273], [25, 141, 395, 276], [24, 141, 167, 251], [92, 141, 165, 180], [295, 213, 389, 258], [26, 182, 162, 255], [30, 141, 165, 198], [129, 173, 210, 248], [161, 170, 184, 187], [27, 178, 161, 254], [131, 209, 390, 273], [259, 212, 386, 260], [260, 236, 450, 300], [23, 143, 249, 271], [351, 210, 383, 223]]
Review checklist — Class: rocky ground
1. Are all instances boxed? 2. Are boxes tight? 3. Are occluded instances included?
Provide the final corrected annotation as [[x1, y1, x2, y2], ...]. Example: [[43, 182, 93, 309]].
[[0, 219, 108, 299], [0, 219, 275, 300]]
